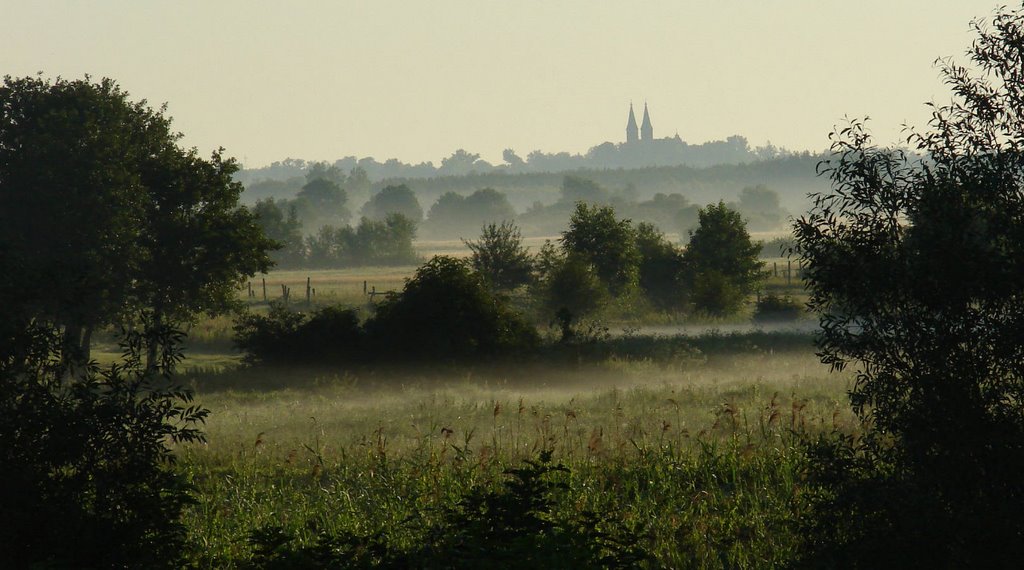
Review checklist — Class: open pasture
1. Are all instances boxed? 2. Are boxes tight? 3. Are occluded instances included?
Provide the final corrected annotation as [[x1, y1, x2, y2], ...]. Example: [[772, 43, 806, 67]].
[[178, 335, 852, 567]]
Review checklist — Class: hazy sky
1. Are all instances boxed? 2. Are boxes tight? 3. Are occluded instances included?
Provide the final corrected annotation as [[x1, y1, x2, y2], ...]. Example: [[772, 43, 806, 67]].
[[2, 1, 996, 168]]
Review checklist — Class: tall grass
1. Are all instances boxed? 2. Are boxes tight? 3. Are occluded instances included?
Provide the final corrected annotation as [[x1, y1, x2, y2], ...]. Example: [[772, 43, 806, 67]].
[[177, 348, 852, 567]]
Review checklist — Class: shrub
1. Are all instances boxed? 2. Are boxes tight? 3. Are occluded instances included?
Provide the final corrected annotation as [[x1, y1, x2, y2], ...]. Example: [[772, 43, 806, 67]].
[[793, 7, 1024, 564], [233, 303, 363, 365], [0, 324, 207, 569], [688, 270, 746, 317], [465, 221, 534, 292], [540, 255, 609, 334], [752, 293, 803, 323], [365, 256, 539, 360]]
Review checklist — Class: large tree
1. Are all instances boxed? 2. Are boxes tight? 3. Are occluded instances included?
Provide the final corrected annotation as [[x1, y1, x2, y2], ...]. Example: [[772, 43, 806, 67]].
[[252, 198, 304, 267], [560, 202, 639, 296], [464, 221, 534, 292], [361, 183, 423, 223], [682, 201, 763, 315], [0, 75, 273, 361], [794, 6, 1024, 564], [294, 177, 350, 229]]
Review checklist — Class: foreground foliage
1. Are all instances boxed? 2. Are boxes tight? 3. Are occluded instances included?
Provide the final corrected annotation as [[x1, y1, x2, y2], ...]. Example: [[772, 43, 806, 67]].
[[0, 325, 208, 568], [245, 452, 650, 569], [182, 396, 818, 569], [794, 5, 1024, 564], [0, 75, 273, 361]]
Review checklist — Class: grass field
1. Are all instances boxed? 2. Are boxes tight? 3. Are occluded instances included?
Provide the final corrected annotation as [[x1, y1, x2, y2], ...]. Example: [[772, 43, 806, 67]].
[[240, 231, 802, 309], [85, 251, 829, 567], [175, 332, 851, 568]]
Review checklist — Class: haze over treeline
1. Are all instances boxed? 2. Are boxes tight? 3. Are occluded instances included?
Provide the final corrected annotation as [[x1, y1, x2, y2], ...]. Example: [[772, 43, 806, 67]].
[[240, 130, 823, 243]]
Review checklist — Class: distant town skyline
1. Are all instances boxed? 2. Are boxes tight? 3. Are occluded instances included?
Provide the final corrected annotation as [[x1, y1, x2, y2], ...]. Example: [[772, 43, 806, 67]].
[[2, 1, 992, 167]]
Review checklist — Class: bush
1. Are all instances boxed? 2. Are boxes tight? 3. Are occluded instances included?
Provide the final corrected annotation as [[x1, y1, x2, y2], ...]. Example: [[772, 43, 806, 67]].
[[539, 254, 609, 335], [683, 201, 764, 315], [365, 256, 539, 360], [0, 324, 207, 569], [465, 221, 534, 292], [752, 293, 803, 323], [689, 270, 746, 316], [793, 7, 1024, 564], [233, 303, 363, 365]]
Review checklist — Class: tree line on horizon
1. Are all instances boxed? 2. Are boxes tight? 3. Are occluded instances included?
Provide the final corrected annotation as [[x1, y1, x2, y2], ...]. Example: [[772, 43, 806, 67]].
[[251, 170, 790, 268], [235, 134, 813, 187], [240, 151, 823, 220]]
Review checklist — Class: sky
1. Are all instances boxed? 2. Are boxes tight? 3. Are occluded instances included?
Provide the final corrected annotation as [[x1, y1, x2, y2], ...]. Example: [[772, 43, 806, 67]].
[[1, 1, 997, 168]]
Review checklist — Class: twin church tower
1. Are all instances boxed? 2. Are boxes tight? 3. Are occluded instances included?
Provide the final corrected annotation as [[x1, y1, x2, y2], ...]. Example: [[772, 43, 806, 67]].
[[625, 102, 654, 144]]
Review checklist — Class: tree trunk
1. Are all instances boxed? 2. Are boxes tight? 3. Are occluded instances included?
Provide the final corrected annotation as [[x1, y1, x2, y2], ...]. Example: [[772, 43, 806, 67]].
[[61, 323, 87, 380], [145, 311, 163, 375]]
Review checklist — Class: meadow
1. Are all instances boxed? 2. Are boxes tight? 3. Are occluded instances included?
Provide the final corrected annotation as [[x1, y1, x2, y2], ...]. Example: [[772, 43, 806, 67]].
[[176, 344, 852, 568], [164, 271, 845, 568], [113, 233, 830, 567]]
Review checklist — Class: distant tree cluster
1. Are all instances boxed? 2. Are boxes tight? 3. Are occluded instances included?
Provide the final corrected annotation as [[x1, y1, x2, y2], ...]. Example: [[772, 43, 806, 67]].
[[238, 155, 816, 236], [239, 200, 766, 364], [422, 187, 517, 238], [305, 214, 418, 268], [464, 201, 765, 332], [236, 134, 806, 190], [512, 176, 787, 238], [540, 201, 763, 324], [248, 171, 787, 262], [235, 256, 538, 364], [252, 202, 419, 268]]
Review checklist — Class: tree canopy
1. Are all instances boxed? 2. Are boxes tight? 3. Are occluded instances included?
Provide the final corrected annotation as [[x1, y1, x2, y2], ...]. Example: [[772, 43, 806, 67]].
[[464, 221, 534, 292], [424, 188, 517, 238], [794, 6, 1024, 564], [560, 202, 639, 296], [0, 75, 273, 359], [682, 201, 763, 315], [362, 183, 423, 223]]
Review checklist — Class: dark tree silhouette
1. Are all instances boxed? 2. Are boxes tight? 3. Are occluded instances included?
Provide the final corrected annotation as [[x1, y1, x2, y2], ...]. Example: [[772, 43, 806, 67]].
[[561, 203, 639, 296], [0, 76, 273, 363], [465, 221, 534, 292], [361, 183, 423, 222], [682, 201, 763, 315], [794, 6, 1024, 565]]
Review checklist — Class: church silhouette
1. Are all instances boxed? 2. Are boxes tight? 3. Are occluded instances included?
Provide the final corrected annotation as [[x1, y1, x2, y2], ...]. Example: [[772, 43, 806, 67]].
[[625, 102, 655, 143]]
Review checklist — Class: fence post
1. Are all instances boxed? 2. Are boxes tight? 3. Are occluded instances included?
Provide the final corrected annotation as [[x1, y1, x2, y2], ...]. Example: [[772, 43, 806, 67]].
[[262, 278, 267, 302], [306, 277, 311, 305], [773, 262, 777, 277], [363, 280, 367, 295], [787, 260, 792, 286]]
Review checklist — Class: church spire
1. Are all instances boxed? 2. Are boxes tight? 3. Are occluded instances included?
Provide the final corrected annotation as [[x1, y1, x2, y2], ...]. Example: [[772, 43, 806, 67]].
[[640, 102, 653, 141], [626, 103, 639, 144]]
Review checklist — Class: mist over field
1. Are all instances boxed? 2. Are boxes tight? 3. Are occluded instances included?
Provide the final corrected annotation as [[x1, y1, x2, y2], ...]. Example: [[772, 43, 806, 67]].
[[4, 2, 1024, 568]]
